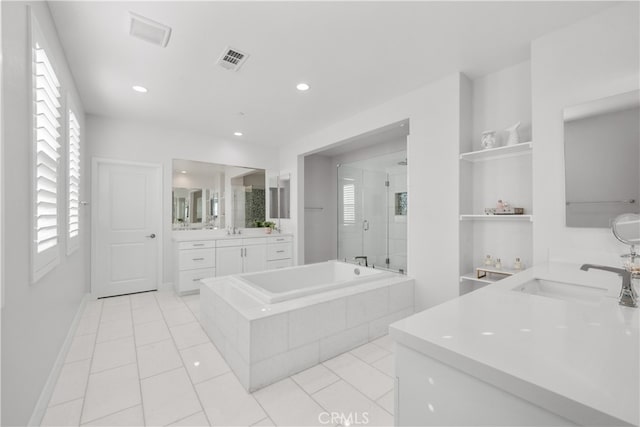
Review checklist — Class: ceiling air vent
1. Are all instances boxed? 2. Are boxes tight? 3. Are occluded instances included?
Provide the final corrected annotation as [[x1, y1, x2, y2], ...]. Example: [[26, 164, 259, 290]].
[[128, 12, 172, 48], [217, 47, 249, 71]]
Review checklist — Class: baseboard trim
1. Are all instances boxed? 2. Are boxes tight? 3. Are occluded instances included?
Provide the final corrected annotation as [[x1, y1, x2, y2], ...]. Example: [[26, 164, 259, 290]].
[[28, 293, 91, 426]]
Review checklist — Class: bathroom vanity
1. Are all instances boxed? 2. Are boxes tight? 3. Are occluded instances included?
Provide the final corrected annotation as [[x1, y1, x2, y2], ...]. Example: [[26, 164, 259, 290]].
[[173, 231, 293, 295], [390, 262, 639, 426]]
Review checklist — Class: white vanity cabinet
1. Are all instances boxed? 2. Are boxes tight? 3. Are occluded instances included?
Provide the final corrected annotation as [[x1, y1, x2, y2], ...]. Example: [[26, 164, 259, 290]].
[[173, 240, 216, 295], [266, 235, 293, 269], [215, 238, 267, 277], [173, 233, 294, 295]]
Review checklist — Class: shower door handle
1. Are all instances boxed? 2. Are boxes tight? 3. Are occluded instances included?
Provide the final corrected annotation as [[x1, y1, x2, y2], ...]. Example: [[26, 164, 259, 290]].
[[363, 220, 369, 231]]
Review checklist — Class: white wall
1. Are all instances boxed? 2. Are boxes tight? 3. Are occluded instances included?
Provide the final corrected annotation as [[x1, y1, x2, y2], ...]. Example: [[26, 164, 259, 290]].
[[472, 61, 532, 149], [303, 153, 336, 263], [281, 73, 470, 310], [531, 2, 640, 264], [1, 2, 88, 425], [87, 115, 279, 286]]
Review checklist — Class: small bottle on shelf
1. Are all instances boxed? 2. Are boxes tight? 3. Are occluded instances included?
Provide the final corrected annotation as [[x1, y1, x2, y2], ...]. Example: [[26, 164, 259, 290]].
[[484, 255, 493, 266], [494, 258, 502, 270], [514, 257, 523, 270]]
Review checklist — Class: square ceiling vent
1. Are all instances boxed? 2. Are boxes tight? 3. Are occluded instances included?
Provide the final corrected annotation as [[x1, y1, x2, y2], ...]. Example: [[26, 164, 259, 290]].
[[128, 12, 172, 48], [217, 47, 249, 71]]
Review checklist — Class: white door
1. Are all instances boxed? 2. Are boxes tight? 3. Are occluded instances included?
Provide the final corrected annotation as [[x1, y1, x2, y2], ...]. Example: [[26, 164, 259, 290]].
[[243, 244, 267, 273], [93, 160, 161, 298], [215, 245, 243, 277]]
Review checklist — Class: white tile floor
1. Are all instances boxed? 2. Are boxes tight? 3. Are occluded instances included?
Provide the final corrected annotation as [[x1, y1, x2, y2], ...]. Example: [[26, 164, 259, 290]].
[[41, 291, 396, 426]]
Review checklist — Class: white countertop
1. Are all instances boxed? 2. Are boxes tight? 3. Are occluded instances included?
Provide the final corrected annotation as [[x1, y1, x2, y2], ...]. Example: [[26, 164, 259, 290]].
[[172, 230, 292, 242], [390, 262, 639, 426]]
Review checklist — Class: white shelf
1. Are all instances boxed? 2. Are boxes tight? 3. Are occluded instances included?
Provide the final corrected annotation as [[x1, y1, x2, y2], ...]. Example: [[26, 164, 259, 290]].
[[460, 141, 532, 162], [460, 214, 533, 222]]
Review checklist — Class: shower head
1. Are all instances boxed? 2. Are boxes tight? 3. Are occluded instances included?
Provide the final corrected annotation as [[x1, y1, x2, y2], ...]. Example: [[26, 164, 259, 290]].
[[398, 158, 408, 166]]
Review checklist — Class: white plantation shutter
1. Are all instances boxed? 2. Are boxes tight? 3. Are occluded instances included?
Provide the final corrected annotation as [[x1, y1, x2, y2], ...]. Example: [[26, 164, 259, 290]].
[[343, 181, 356, 225], [32, 37, 62, 281], [67, 108, 80, 252]]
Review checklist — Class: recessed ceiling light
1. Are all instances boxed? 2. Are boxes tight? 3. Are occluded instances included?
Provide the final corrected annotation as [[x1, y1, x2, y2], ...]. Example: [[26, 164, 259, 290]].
[[234, 132, 243, 136], [296, 83, 310, 91], [132, 85, 148, 93], [180, 170, 187, 174]]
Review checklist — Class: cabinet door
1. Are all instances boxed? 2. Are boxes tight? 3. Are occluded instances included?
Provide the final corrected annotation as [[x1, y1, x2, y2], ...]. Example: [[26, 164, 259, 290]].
[[215, 246, 243, 277], [243, 244, 267, 273]]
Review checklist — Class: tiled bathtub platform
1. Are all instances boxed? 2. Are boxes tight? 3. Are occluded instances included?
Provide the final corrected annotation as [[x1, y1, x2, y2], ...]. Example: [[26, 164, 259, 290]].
[[200, 272, 414, 392]]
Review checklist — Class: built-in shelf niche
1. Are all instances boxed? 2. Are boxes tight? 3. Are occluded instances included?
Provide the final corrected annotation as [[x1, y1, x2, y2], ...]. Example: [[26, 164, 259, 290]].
[[459, 141, 534, 294]]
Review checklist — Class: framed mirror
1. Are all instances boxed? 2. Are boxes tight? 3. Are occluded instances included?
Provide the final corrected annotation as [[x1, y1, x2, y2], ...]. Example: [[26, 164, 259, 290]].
[[172, 159, 266, 230], [269, 173, 291, 220], [563, 90, 640, 228]]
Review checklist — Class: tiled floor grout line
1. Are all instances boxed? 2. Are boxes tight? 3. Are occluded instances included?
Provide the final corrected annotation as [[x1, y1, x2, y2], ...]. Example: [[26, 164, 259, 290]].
[[165, 409, 203, 426], [75, 299, 103, 426], [129, 296, 147, 427], [349, 347, 391, 365], [319, 358, 395, 419], [81, 403, 140, 426], [158, 293, 213, 427]]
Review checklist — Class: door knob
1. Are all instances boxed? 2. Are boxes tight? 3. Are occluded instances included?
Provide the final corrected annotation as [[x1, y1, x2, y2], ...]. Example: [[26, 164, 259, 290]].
[[146, 233, 156, 239]]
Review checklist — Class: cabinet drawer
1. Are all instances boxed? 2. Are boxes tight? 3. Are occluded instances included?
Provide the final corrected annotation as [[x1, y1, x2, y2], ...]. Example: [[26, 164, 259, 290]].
[[178, 240, 215, 250], [267, 235, 292, 244], [216, 238, 243, 248], [243, 237, 267, 246], [179, 248, 215, 270], [266, 243, 292, 261], [267, 259, 293, 270], [178, 268, 215, 293]]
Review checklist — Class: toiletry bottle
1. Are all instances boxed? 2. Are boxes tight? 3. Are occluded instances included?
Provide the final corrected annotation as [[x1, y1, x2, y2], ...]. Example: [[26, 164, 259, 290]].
[[514, 257, 522, 270], [484, 255, 493, 266], [494, 258, 502, 270]]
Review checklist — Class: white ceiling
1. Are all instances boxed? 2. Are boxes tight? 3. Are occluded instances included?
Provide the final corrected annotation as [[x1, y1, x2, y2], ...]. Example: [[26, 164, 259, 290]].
[[49, 1, 615, 147]]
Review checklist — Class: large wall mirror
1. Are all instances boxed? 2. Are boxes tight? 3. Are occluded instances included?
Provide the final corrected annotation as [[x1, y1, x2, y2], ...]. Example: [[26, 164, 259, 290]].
[[269, 173, 291, 220], [564, 90, 640, 228], [172, 159, 266, 230]]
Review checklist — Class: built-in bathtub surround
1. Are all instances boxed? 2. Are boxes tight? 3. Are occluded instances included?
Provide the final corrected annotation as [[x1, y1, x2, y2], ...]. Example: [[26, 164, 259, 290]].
[[200, 261, 414, 392]]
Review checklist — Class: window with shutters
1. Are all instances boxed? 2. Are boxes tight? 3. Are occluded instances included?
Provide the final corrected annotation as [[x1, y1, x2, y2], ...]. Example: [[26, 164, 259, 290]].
[[342, 180, 356, 226], [67, 107, 80, 254], [32, 20, 62, 282]]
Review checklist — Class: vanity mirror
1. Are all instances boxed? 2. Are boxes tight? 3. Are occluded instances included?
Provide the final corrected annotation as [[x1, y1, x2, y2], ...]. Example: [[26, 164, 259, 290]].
[[564, 90, 640, 228], [612, 213, 640, 257], [269, 173, 291, 220], [172, 159, 266, 230]]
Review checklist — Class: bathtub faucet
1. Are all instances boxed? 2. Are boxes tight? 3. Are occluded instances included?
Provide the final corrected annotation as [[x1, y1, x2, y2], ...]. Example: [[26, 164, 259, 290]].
[[354, 256, 368, 267]]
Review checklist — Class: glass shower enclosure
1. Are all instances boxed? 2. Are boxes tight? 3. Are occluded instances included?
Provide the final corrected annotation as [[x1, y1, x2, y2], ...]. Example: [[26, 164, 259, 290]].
[[337, 153, 407, 273]]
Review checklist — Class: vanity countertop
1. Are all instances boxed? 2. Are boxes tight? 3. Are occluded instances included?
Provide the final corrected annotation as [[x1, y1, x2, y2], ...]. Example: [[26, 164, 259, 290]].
[[390, 262, 639, 426], [172, 230, 292, 242]]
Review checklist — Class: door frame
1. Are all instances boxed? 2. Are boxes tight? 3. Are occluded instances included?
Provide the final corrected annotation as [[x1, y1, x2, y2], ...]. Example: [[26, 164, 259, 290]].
[[91, 157, 163, 299]]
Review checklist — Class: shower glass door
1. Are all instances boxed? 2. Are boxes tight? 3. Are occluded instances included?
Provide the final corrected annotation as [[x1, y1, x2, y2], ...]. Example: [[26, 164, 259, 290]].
[[337, 165, 389, 268]]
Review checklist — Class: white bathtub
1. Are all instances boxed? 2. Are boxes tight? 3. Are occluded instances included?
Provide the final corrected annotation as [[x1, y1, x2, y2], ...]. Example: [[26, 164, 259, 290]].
[[236, 260, 393, 303], [200, 260, 415, 392]]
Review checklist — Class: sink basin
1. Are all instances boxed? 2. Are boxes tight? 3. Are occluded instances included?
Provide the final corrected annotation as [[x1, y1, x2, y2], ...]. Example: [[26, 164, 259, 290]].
[[512, 278, 610, 303]]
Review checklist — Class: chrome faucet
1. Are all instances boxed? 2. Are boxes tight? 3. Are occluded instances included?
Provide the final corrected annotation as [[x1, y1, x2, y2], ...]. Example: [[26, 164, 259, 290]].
[[354, 256, 368, 267], [580, 264, 638, 308]]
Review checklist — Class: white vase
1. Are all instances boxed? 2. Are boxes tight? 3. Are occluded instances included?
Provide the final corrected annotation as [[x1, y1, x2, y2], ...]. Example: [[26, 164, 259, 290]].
[[481, 131, 497, 150], [505, 122, 521, 146]]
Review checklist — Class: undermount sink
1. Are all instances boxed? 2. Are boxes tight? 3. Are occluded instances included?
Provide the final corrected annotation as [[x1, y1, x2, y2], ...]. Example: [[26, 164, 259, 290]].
[[512, 278, 610, 303]]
